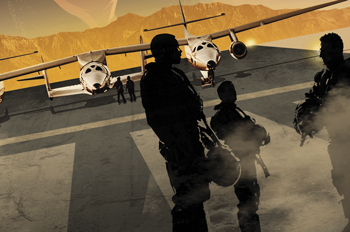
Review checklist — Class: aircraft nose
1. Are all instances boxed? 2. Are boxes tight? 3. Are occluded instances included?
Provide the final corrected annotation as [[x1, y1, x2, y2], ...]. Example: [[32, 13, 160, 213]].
[[93, 83, 101, 89], [207, 60, 216, 69]]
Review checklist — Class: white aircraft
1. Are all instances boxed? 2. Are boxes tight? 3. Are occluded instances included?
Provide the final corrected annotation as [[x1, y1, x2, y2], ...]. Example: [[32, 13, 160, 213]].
[[0, 0, 346, 104], [145, 0, 347, 87], [4, 37, 148, 101]]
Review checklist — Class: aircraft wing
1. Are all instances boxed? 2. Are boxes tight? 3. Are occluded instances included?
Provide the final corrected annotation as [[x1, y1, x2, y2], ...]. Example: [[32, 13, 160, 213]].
[[0, 43, 153, 82], [0, 0, 345, 82], [209, 0, 347, 40]]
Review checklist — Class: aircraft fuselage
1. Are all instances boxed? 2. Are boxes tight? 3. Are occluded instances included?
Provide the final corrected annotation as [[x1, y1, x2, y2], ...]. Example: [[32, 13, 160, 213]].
[[185, 38, 221, 71], [80, 61, 112, 94]]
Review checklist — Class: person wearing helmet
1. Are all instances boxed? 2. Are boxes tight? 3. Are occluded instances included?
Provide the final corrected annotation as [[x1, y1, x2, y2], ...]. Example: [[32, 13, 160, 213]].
[[210, 81, 270, 232], [114, 76, 126, 104], [293, 33, 350, 232], [140, 33, 210, 232]]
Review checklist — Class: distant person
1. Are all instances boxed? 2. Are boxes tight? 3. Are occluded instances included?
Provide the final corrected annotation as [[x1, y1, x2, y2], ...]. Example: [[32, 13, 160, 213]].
[[114, 77, 126, 104], [294, 33, 350, 232], [210, 81, 270, 232], [140, 33, 211, 232], [126, 76, 136, 102]]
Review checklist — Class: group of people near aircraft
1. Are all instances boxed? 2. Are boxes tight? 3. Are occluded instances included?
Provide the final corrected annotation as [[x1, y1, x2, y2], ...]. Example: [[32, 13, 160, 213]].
[[140, 32, 350, 232], [0, 1, 348, 231], [114, 75, 137, 104]]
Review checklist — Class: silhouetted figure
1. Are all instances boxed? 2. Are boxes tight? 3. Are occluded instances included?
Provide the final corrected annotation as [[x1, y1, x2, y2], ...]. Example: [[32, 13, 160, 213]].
[[210, 81, 270, 232], [114, 77, 126, 104], [126, 76, 136, 102], [294, 33, 350, 232], [140, 33, 210, 232]]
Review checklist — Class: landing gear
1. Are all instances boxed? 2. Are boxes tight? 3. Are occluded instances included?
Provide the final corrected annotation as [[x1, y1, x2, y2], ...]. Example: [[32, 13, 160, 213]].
[[201, 69, 215, 87], [209, 69, 215, 87]]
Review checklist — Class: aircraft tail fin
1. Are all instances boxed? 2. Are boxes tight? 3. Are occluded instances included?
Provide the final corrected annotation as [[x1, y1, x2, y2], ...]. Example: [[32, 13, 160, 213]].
[[143, 0, 224, 37], [143, 13, 224, 34], [109, 35, 149, 86], [179, 0, 191, 38], [140, 36, 147, 73], [39, 56, 53, 99], [17, 56, 54, 99], [42, 69, 54, 99]]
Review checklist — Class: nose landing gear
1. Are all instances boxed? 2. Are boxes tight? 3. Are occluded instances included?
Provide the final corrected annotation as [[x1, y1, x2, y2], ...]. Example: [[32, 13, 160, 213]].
[[201, 69, 215, 87]]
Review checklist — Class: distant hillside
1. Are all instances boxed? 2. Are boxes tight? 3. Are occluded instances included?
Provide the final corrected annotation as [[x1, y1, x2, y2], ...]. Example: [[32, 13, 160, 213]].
[[1, 2, 350, 91]]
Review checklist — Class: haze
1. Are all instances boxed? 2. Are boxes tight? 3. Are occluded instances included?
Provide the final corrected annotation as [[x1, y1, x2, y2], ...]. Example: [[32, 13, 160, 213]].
[[0, 0, 349, 38]]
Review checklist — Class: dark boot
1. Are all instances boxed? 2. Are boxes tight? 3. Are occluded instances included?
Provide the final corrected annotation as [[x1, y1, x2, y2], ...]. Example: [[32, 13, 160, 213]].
[[237, 212, 261, 232], [171, 204, 208, 232]]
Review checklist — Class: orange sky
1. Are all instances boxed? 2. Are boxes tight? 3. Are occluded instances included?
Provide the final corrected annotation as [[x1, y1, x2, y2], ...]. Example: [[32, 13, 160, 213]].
[[0, 0, 349, 38], [1, 0, 350, 92]]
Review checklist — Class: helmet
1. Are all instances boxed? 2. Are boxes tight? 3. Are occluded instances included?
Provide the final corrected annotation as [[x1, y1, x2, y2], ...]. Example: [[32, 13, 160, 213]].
[[151, 33, 179, 56], [320, 33, 343, 54], [203, 145, 241, 187], [217, 81, 237, 102]]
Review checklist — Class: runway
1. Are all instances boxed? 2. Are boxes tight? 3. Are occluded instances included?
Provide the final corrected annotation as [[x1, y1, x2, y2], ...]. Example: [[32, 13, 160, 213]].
[[0, 42, 349, 231]]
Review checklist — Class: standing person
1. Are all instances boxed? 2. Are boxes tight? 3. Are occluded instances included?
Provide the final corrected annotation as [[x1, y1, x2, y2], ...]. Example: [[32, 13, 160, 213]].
[[210, 81, 270, 232], [126, 76, 136, 102], [140, 33, 210, 232], [294, 33, 350, 232], [114, 77, 126, 104]]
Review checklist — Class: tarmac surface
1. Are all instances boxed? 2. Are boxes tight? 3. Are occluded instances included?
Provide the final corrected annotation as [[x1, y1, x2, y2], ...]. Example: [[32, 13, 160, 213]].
[[0, 44, 349, 231]]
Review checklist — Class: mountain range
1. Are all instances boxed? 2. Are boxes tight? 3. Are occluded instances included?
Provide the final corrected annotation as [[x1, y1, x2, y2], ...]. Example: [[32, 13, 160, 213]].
[[1, 2, 350, 91]]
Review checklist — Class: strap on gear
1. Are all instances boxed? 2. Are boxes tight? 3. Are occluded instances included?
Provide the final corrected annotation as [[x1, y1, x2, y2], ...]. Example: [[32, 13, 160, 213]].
[[199, 115, 242, 186]]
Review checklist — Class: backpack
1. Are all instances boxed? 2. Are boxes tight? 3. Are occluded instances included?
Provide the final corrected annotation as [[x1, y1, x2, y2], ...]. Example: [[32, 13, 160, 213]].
[[212, 106, 269, 154]]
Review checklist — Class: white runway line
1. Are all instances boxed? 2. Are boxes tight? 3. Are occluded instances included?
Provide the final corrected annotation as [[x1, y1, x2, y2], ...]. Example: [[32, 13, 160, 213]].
[[0, 113, 145, 147], [204, 82, 313, 108], [132, 113, 347, 232], [0, 82, 313, 147], [0, 143, 75, 232]]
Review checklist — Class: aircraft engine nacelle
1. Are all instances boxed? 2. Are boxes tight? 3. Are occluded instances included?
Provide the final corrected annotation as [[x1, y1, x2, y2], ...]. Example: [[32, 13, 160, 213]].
[[229, 41, 247, 60]]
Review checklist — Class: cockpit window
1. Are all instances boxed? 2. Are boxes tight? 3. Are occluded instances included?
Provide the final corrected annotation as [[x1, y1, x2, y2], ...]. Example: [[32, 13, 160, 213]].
[[202, 42, 206, 45], [85, 68, 92, 74], [197, 45, 203, 51], [192, 47, 197, 52], [207, 43, 214, 48], [96, 66, 103, 71]]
